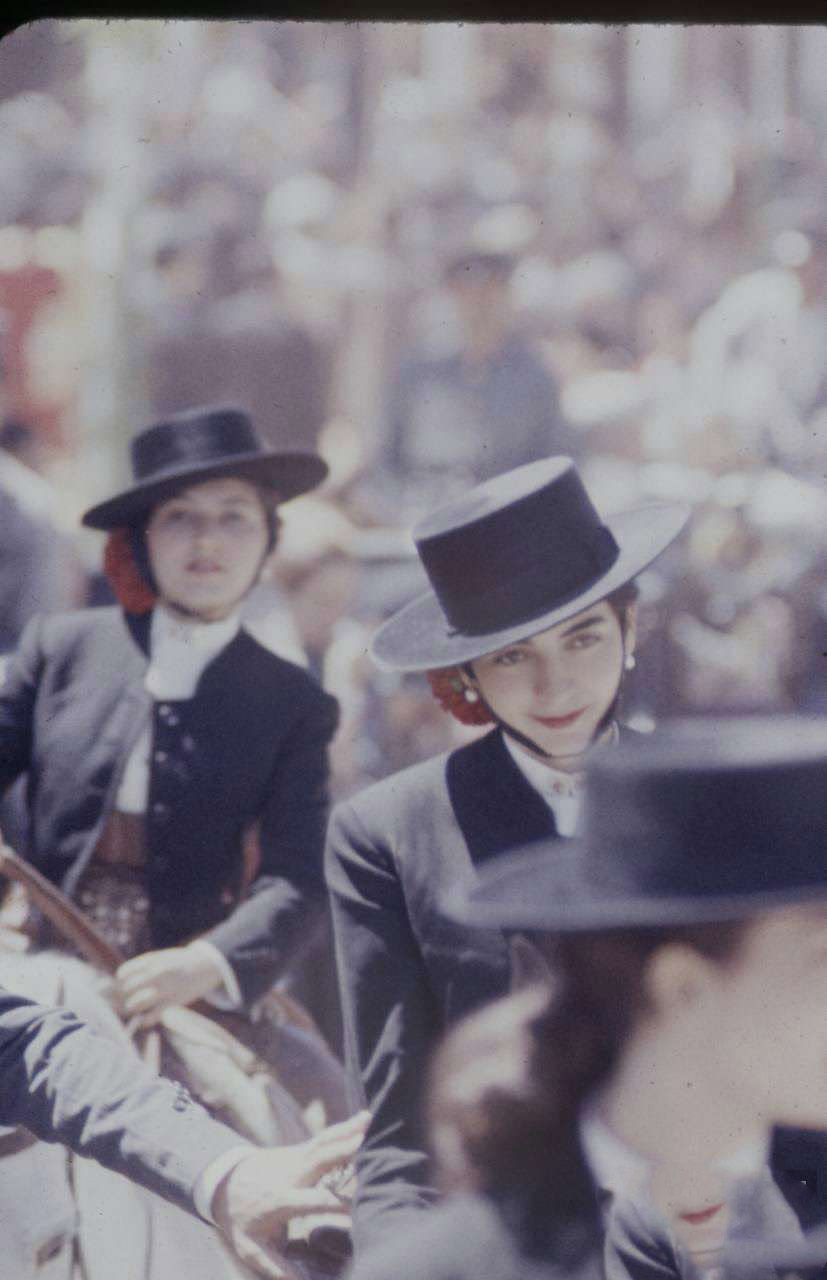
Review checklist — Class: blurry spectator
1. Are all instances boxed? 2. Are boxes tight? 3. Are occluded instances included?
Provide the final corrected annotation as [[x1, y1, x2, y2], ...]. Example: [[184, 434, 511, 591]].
[[206, 232, 332, 451], [0, 416, 83, 853], [140, 217, 219, 412], [279, 548, 359, 682], [687, 220, 827, 474], [0, 417, 81, 653], [381, 250, 573, 516], [143, 221, 331, 452]]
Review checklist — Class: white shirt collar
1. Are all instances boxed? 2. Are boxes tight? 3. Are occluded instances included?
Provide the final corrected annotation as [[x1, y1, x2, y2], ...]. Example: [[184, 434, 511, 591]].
[[502, 734, 585, 836], [144, 604, 240, 700], [152, 602, 240, 651], [503, 734, 584, 795]]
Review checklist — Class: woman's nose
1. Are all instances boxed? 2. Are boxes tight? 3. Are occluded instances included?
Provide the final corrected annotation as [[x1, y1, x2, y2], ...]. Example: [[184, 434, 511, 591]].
[[191, 515, 220, 544], [536, 652, 577, 700], [533, 656, 559, 697]]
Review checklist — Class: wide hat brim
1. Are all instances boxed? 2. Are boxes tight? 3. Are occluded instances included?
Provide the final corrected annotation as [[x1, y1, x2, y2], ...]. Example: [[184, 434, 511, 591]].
[[371, 502, 689, 672], [449, 840, 827, 934], [82, 449, 327, 531]]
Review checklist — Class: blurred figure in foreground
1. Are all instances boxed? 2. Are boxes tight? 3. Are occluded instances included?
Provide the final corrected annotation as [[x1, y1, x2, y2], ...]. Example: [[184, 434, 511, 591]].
[[349, 717, 827, 1280]]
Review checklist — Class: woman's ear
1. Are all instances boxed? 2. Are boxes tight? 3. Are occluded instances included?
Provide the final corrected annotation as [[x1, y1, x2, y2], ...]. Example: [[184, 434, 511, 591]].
[[643, 943, 716, 1020]]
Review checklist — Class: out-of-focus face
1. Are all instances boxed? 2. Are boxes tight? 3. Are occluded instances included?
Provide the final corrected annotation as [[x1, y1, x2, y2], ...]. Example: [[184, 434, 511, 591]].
[[146, 476, 270, 622], [703, 905, 827, 1129], [469, 599, 631, 766], [450, 272, 511, 345], [650, 904, 827, 1269]]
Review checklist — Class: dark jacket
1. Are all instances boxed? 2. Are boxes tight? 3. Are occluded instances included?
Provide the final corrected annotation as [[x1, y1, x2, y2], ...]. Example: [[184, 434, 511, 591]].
[[346, 1168, 827, 1280], [345, 1184, 666, 1280], [0, 985, 239, 1214], [0, 607, 339, 1004], [325, 727, 560, 1249]]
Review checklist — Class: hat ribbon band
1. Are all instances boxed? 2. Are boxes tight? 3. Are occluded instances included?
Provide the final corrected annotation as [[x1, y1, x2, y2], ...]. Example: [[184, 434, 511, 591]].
[[440, 525, 620, 637]]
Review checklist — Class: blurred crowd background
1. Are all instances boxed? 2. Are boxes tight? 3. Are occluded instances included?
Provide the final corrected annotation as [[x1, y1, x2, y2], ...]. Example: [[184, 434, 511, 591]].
[[1, 19, 826, 803]]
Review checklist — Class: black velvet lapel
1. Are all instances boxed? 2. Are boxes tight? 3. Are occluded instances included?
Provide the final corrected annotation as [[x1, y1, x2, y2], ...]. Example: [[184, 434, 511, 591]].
[[771, 1127, 827, 1233], [195, 629, 291, 707], [446, 728, 558, 869]]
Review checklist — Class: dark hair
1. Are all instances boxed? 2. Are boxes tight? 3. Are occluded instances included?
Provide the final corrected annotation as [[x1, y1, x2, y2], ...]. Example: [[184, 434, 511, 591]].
[[595, 578, 640, 731], [605, 579, 639, 632], [0, 417, 36, 455], [427, 919, 748, 1204]]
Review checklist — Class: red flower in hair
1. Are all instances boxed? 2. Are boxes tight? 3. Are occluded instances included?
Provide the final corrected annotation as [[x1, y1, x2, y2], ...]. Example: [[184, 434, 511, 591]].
[[426, 667, 493, 726], [103, 528, 156, 614]]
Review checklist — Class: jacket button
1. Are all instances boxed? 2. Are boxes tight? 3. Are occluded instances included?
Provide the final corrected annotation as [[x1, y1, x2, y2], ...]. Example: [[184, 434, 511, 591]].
[[151, 801, 170, 821], [157, 705, 180, 728], [154, 749, 168, 764], [172, 1083, 191, 1112]]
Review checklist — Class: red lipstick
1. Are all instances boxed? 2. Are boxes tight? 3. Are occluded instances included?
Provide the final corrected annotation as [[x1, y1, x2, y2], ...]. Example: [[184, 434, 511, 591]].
[[677, 1204, 724, 1226], [533, 708, 587, 729]]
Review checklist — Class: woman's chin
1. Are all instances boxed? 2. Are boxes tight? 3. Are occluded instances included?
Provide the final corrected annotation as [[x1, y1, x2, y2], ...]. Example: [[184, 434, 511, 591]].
[[162, 593, 236, 623], [527, 725, 594, 762]]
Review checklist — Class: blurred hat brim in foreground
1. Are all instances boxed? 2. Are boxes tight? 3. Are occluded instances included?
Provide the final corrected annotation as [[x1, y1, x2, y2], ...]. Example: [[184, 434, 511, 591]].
[[447, 716, 827, 933]]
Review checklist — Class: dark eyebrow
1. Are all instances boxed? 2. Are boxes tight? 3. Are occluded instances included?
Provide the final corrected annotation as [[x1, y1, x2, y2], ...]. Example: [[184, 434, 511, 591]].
[[559, 613, 607, 638]]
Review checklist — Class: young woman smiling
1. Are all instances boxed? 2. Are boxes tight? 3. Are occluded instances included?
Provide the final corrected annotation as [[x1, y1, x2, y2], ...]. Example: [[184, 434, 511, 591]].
[[324, 457, 690, 1252], [461, 584, 639, 781]]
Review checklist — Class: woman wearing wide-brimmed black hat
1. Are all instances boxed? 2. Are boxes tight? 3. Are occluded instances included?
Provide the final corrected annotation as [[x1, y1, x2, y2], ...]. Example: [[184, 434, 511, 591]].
[[324, 457, 690, 1252], [0, 404, 347, 1117], [347, 717, 827, 1280]]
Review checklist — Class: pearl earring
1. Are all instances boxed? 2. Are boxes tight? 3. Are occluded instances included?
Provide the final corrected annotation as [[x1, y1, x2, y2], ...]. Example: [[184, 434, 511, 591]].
[[464, 686, 479, 703], [624, 654, 636, 671]]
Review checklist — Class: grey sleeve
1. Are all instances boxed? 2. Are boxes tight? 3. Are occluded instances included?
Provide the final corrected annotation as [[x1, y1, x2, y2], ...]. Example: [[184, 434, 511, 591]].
[[325, 799, 440, 1252], [0, 986, 242, 1215]]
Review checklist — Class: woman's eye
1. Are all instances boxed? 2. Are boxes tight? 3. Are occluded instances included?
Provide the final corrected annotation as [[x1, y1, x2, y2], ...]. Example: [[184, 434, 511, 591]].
[[569, 632, 600, 651], [224, 509, 262, 530], [494, 649, 526, 666]]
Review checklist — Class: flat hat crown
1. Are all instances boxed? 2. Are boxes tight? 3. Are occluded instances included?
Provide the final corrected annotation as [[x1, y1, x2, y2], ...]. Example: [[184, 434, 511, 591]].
[[131, 406, 261, 483], [412, 457, 620, 636]]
